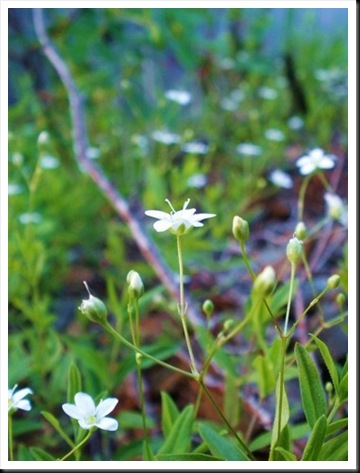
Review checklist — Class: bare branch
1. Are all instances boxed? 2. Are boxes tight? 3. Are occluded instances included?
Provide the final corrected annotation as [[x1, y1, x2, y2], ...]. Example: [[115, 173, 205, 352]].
[[32, 8, 202, 325]]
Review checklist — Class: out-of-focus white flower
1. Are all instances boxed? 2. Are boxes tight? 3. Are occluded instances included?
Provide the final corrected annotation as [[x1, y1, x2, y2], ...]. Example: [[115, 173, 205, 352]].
[[145, 198, 215, 236], [38, 131, 50, 145], [165, 89, 192, 106], [324, 192, 348, 226], [220, 89, 245, 111], [40, 155, 60, 169], [265, 128, 285, 142], [12, 152, 24, 166], [296, 148, 337, 175], [62, 392, 118, 431], [187, 173, 207, 189], [8, 385, 33, 413], [151, 130, 181, 145], [86, 147, 101, 160], [258, 87, 278, 100], [268, 169, 293, 189], [19, 213, 42, 225], [181, 142, 209, 155], [236, 143, 262, 156], [8, 183, 23, 195], [288, 116, 304, 130], [132, 134, 149, 151]]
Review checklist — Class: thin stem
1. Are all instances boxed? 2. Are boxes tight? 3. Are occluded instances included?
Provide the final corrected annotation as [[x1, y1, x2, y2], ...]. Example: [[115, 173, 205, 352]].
[[8, 414, 14, 461], [59, 429, 93, 461], [176, 235, 198, 375], [103, 321, 195, 379], [298, 174, 312, 221], [283, 262, 296, 335], [275, 335, 288, 457]]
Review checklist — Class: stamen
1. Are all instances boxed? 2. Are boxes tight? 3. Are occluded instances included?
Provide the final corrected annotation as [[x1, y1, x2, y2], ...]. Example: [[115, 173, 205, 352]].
[[83, 281, 91, 297], [165, 199, 176, 213], [183, 198, 190, 210]]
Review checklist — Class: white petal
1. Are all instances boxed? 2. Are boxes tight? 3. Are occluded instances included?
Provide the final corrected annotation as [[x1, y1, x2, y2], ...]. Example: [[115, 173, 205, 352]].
[[12, 387, 33, 404], [95, 398, 118, 419], [144, 210, 170, 220], [74, 392, 96, 416], [319, 157, 335, 169], [190, 221, 204, 227], [180, 208, 196, 217], [153, 220, 173, 232], [191, 213, 216, 222], [62, 403, 83, 420], [299, 163, 316, 175], [96, 417, 119, 431], [296, 156, 310, 167], [16, 399, 31, 411], [78, 418, 93, 430]]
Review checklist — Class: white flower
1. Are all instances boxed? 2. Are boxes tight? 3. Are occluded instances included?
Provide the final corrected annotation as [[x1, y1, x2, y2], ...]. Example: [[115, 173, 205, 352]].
[[296, 148, 337, 175], [40, 155, 60, 169], [187, 173, 207, 188], [145, 198, 216, 235], [151, 130, 181, 145], [165, 89, 192, 106], [8, 384, 33, 413], [236, 143, 262, 156], [288, 116, 304, 130], [8, 183, 24, 195], [265, 128, 285, 142], [18, 212, 42, 225], [258, 87, 278, 100], [181, 142, 209, 155], [62, 392, 118, 431], [268, 169, 293, 189], [324, 192, 348, 226]]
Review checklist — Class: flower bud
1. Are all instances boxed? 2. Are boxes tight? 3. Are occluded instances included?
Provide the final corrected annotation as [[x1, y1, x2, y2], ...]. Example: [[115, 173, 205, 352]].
[[79, 282, 108, 324], [253, 266, 276, 297], [202, 299, 214, 318], [327, 274, 340, 290], [286, 237, 303, 265], [127, 270, 144, 299], [336, 293, 346, 307], [295, 221, 307, 240], [223, 319, 235, 332], [232, 216, 249, 243]]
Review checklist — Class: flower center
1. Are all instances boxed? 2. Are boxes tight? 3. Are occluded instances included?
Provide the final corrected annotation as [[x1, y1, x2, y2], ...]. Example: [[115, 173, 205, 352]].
[[87, 414, 97, 425]]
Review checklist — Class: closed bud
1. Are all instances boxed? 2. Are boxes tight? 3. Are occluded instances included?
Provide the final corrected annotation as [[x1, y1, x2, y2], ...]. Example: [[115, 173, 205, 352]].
[[79, 282, 108, 324], [223, 319, 235, 332], [327, 274, 340, 289], [336, 293, 346, 307], [286, 237, 303, 265], [295, 221, 307, 240], [325, 381, 333, 393], [202, 299, 214, 318], [253, 266, 276, 297], [127, 270, 144, 299], [232, 216, 249, 243]]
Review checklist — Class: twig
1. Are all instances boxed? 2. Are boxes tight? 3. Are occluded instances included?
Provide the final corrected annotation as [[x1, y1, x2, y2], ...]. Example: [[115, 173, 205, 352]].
[[32, 8, 202, 325]]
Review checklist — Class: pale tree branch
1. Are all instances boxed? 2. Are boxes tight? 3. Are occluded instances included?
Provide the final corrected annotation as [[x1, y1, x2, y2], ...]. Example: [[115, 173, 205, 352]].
[[32, 8, 202, 325]]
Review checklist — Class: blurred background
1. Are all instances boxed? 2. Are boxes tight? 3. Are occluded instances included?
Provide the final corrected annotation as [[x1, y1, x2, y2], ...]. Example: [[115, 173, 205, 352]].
[[8, 7, 348, 460]]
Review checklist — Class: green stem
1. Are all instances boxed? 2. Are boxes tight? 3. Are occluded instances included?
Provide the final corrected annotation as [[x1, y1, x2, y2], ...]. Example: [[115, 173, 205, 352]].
[[59, 429, 93, 461], [274, 335, 288, 458], [283, 262, 296, 335], [8, 414, 14, 461], [176, 235, 198, 375], [298, 174, 312, 221], [103, 321, 195, 379], [200, 381, 256, 461]]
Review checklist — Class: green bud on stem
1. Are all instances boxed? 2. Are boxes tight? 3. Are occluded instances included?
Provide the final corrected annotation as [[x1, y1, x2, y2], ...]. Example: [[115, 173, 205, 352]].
[[253, 266, 276, 297], [127, 270, 144, 299], [232, 216, 250, 243], [286, 237, 303, 265], [79, 281, 108, 324], [202, 299, 214, 318], [327, 274, 340, 289]]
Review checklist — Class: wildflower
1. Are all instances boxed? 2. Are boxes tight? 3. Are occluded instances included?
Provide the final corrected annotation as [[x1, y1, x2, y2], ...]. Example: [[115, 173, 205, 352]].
[[232, 216, 250, 243], [236, 143, 262, 156], [324, 192, 348, 226], [18, 212, 42, 225], [40, 155, 60, 169], [8, 385, 33, 413], [268, 169, 293, 189], [253, 266, 276, 297], [127, 270, 144, 299], [8, 183, 23, 195], [165, 89, 192, 105], [187, 173, 207, 189], [181, 142, 209, 155], [288, 116, 304, 130], [258, 86, 278, 100], [151, 130, 181, 145], [145, 198, 215, 236], [296, 148, 336, 175], [79, 281, 108, 324], [62, 392, 118, 431], [287, 237, 303, 265], [86, 147, 101, 160], [265, 128, 285, 142]]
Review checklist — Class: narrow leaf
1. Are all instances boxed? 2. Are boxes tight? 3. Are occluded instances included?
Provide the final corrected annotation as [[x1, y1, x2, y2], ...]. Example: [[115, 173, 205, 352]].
[[295, 343, 326, 428], [157, 453, 223, 461], [41, 411, 74, 448], [269, 375, 290, 459], [29, 447, 56, 461], [160, 391, 180, 439], [252, 354, 276, 399], [311, 335, 339, 394], [318, 430, 348, 461], [198, 423, 249, 461], [301, 414, 327, 460], [339, 371, 348, 402], [326, 418, 348, 437], [67, 362, 82, 403], [274, 446, 297, 461], [157, 405, 194, 455]]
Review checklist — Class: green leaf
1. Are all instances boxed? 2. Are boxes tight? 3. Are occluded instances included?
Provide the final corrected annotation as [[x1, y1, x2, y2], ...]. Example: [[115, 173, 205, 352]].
[[269, 375, 290, 460], [17, 444, 35, 461], [160, 391, 180, 438], [67, 362, 82, 403], [339, 371, 348, 402], [318, 430, 348, 461], [157, 453, 223, 461], [29, 447, 56, 461], [274, 446, 297, 461], [198, 423, 249, 461], [326, 418, 348, 437], [310, 335, 340, 394], [41, 411, 74, 448], [301, 414, 327, 460], [252, 354, 276, 399], [157, 405, 194, 455], [295, 343, 326, 428]]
